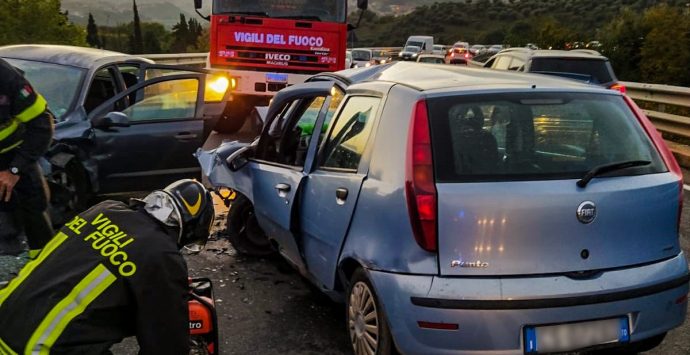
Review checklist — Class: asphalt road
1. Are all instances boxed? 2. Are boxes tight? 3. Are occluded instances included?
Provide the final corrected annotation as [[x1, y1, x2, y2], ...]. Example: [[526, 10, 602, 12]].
[[1, 128, 689, 354]]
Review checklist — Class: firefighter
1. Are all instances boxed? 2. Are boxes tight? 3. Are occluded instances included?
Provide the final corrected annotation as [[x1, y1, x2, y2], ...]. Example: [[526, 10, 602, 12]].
[[0, 58, 55, 258], [0, 179, 215, 355]]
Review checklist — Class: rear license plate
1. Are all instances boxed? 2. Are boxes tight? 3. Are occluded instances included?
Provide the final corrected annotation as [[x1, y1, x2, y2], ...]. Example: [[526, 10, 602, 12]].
[[524, 317, 629, 354], [266, 73, 288, 83]]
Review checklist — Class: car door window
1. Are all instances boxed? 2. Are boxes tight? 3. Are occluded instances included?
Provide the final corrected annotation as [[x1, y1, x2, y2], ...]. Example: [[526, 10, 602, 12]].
[[318, 87, 345, 143], [117, 64, 142, 105], [120, 79, 199, 122], [319, 96, 381, 172], [259, 97, 327, 168], [493, 56, 512, 70], [85, 67, 120, 114], [117, 64, 142, 89], [508, 57, 525, 71]]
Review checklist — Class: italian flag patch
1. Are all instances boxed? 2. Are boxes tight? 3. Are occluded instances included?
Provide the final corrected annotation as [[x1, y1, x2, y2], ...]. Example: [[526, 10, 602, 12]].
[[20, 85, 33, 99]]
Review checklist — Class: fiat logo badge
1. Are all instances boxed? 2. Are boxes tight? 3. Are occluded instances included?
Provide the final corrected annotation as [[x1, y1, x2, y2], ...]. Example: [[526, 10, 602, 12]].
[[577, 201, 597, 224]]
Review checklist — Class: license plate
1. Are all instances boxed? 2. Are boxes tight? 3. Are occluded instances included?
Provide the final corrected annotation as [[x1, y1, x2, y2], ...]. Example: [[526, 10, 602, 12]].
[[265, 73, 288, 83], [524, 317, 629, 354]]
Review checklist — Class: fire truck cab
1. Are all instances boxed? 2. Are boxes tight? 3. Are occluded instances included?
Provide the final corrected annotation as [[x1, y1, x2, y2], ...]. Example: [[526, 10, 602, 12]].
[[196, 0, 367, 133]]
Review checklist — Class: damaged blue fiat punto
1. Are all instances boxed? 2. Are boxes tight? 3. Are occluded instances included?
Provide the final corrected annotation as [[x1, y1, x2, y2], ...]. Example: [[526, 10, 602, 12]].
[[198, 62, 689, 354]]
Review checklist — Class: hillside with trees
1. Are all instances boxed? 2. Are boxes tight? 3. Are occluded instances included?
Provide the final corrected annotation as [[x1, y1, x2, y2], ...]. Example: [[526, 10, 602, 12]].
[[351, 0, 690, 46], [351, 0, 690, 85]]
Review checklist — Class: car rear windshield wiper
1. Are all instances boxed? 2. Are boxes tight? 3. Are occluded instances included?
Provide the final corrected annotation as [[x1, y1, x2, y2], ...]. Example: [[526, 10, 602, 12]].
[[577, 160, 651, 188]]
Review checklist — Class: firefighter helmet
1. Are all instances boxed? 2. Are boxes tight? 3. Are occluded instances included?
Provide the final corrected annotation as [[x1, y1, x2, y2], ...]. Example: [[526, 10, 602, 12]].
[[144, 179, 214, 248]]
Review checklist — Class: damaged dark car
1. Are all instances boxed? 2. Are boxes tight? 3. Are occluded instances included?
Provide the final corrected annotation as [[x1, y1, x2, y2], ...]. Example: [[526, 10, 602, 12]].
[[0, 45, 230, 223]]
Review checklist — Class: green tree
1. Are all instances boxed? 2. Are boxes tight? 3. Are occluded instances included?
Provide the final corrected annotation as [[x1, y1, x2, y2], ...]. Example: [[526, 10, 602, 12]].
[[599, 8, 646, 82], [86, 13, 101, 48], [0, 0, 85, 46], [170, 14, 190, 53], [534, 17, 576, 49], [142, 22, 170, 54], [640, 4, 690, 85], [504, 21, 534, 47], [129, 0, 144, 54]]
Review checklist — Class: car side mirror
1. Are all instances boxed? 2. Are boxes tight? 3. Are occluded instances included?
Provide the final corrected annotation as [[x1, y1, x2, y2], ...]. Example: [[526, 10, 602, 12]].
[[92, 112, 131, 129], [357, 0, 368, 10], [194, 0, 202, 10], [226, 146, 253, 172]]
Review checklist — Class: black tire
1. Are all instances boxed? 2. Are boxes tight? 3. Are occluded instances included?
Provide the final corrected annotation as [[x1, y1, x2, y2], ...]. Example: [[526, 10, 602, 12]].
[[49, 160, 91, 226], [346, 268, 395, 355], [226, 194, 275, 257]]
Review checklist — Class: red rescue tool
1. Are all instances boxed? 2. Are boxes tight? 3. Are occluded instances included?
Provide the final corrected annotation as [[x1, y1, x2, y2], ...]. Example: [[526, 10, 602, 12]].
[[189, 278, 219, 355]]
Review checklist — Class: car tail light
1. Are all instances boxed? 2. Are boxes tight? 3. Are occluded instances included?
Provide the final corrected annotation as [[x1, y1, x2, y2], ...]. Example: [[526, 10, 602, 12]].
[[406, 100, 438, 252], [624, 96, 683, 230], [610, 83, 626, 94]]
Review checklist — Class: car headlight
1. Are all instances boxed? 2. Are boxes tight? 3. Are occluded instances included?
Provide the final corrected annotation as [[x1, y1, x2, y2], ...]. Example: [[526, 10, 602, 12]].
[[365, 62, 372, 67], [380, 59, 387, 65], [399, 52, 404, 56], [412, 53, 418, 57]]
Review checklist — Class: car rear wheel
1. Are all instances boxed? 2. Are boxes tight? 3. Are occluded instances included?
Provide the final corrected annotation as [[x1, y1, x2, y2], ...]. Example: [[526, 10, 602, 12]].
[[226, 194, 275, 257], [347, 268, 394, 355]]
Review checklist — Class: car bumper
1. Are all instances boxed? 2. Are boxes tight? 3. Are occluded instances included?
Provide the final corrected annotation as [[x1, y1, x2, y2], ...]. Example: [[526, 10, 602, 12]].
[[368, 253, 689, 355]]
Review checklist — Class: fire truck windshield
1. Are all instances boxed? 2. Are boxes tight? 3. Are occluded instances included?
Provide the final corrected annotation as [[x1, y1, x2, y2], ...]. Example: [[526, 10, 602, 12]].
[[213, 0, 347, 23]]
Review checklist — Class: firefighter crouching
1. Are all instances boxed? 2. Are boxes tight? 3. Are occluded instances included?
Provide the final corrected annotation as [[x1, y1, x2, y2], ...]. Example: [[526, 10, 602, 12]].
[[0, 179, 215, 354], [0, 58, 55, 258]]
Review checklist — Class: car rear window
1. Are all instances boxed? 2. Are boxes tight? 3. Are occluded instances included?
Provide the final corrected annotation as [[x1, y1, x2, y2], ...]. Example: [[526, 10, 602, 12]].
[[428, 92, 666, 183], [530, 58, 615, 85]]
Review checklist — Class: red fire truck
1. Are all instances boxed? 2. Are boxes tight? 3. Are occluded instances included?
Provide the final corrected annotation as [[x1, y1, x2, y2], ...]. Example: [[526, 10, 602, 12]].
[[194, 0, 368, 133]]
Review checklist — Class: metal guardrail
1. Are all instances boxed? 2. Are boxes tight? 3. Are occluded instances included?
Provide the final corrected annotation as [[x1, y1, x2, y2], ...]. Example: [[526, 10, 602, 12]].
[[623, 82, 690, 138], [143, 53, 207, 66], [621, 82, 690, 167]]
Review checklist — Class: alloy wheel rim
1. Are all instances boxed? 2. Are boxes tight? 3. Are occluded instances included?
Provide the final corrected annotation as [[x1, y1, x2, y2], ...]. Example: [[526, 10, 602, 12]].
[[348, 281, 379, 355]]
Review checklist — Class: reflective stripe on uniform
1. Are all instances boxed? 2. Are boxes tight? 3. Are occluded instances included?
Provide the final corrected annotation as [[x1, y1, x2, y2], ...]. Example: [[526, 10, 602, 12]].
[[27, 249, 41, 260], [0, 120, 18, 142], [25, 264, 116, 355], [15, 94, 47, 123], [0, 337, 18, 355], [0, 140, 22, 154], [0, 232, 69, 307]]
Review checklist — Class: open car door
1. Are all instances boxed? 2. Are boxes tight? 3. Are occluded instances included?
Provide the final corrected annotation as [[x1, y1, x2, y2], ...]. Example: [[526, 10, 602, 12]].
[[87, 68, 229, 192]]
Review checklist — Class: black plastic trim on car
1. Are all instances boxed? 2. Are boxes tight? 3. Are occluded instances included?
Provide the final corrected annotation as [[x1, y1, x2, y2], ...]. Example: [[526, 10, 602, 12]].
[[410, 274, 690, 310]]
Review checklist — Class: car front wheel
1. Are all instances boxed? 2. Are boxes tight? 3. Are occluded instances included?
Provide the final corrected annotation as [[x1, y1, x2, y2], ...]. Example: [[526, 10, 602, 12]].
[[347, 268, 394, 355], [226, 194, 275, 257], [48, 160, 90, 226]]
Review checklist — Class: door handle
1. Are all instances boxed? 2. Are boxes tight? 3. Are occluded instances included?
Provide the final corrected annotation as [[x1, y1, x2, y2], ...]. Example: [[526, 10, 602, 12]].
[[335, 188, 349, 205], [275, 183, 291, 199], [175, 132, 198, 140]]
